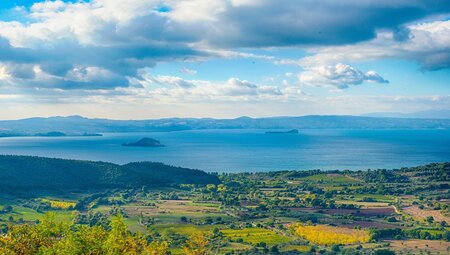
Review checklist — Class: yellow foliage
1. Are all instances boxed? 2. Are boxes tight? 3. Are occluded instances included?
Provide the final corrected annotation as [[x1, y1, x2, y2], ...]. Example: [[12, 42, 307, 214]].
[[0, 214, 169, 255], [292, 223, 370, 245], [42, 199, 76, 209], [144, 241, 169, 255], [182, 233, 210, 255]]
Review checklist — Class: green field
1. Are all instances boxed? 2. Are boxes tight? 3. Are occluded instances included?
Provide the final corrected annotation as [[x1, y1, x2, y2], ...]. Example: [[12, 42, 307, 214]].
[[149, 223, 217, 235], [0, 206, 74, 223], [221, 228, 291, 245], [281, 245, 311, 253], [299, 174, 361, 184], [344, 193, 395, 203]]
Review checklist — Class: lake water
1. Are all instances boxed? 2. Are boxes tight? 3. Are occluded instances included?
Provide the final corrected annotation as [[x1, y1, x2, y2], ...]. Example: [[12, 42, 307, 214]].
[[0, 129, 449, 172]]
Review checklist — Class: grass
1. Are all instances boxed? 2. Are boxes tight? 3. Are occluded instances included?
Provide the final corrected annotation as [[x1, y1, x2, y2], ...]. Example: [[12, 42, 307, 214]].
[[0, 207, 74, 223], [150, 212, 229, 224], [124, 216, 148, 233], [299, 174, 361, 184], [282, 245, 311, 253], [189, 202, 221, 208], [351, 194, 395, 202], [221, 228, 291, 245], [168, 248, 184, 255], [149, 223, 217, 236], [220, 242, 253, 253]]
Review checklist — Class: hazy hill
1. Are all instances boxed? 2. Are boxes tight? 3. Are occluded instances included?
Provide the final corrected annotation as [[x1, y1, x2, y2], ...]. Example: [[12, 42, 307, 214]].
[[0, 115, 449, 134], [0, 155, 219, 194], [362, 110, 450, 119]]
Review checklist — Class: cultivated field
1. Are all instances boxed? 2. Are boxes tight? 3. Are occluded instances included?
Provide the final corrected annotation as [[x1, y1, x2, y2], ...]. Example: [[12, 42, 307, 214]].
[[403, 205, 450, 222], [387, 239, 450, 255], [221, 228, 291, 245]]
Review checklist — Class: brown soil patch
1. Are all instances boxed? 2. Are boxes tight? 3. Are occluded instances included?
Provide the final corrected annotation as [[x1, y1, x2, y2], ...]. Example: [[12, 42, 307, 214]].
[[387, 239, 450, 255], [240, 201, 258, 207], [290, 207, 395, 217], [403, 205, 450, 222], [123, 200, 219, 217]]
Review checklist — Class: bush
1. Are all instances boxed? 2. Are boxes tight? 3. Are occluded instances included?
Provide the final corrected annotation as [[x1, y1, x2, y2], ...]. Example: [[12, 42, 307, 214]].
[[374, 249, 396, 255]]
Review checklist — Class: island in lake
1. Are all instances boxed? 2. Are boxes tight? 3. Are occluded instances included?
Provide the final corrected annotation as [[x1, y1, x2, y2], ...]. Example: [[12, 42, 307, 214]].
[[0, 131, 103, 138], [265, 129, 299, 134], [34, 132, 103, 137], [122, 137, 164, 147]]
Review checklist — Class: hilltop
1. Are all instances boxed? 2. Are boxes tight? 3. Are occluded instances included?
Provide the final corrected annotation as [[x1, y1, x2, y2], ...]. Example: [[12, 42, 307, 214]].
[[0, 155, 219, 194]]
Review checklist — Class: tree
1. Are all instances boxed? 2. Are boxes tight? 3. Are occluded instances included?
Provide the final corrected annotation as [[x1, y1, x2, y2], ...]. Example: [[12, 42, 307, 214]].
[[182, 233, 210, 255], [270, 245, 279, 253], [103, 214, 145, 255], [1, 205, 13, 213], [374, 249, 396, 255], [0, 213, 168, 255], [144, 241, 169, 255], [331, 244, 341, 252]]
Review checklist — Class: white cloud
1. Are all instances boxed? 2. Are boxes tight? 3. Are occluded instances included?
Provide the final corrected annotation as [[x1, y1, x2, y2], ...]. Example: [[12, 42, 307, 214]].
[[0, 65, 10, 80], [152, 75, 196, 88], [298, 63, 388, 90], [126, 73, 304, 102], [298, 20, 450, 70], [180, 68, 197, 75], [0, 0, 448, 119]]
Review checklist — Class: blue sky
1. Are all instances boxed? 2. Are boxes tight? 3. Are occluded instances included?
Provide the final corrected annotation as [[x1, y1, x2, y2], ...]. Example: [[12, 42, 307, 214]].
[[0, 0, 449, 119]]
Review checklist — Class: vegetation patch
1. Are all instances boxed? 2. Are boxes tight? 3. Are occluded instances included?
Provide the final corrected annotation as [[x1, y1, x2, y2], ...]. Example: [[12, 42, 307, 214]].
[[221, 228, 291, 245], [41, 199, 76, 209], [292, 223, 371, 245], [281, 245, 311, 253], [298, 174, 361, 184]]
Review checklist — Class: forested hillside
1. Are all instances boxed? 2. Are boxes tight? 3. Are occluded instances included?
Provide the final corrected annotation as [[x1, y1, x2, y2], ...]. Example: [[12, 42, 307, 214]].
[[0, 155, 219, 194]]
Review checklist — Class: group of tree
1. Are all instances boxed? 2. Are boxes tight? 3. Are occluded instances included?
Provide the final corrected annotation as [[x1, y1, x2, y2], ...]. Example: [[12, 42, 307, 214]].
[[0, 213, 212, 255], [0, 155, 219, 195]]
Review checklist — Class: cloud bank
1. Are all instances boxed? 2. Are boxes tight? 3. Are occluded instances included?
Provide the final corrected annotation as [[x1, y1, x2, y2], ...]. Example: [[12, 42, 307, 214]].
[[299, 63, 388, 90], [0, 0, 448, 119], [0, 0, 448, 92]]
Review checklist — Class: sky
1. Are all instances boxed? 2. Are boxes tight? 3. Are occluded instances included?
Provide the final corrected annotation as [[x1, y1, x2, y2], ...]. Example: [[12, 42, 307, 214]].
[[0, 0, 449, 120]]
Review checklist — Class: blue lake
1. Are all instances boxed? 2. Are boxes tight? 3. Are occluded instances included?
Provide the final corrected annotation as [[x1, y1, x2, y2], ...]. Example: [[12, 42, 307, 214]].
[[0, 129, 449, 172]]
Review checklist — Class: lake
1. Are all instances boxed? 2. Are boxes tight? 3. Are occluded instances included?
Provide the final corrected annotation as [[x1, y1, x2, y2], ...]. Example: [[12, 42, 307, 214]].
[[0, 129, 449, 172]]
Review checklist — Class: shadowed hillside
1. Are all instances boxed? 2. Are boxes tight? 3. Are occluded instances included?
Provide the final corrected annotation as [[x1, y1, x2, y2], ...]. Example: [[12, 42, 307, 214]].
[[0, 155, 219, 194]]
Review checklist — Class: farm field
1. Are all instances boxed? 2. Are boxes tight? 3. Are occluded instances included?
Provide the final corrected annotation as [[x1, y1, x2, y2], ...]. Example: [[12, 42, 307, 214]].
[[292, 224, 371, 245], [387, 239, 450, 255], [403, 205, 450, 222], [0, 161, 449, 254], [221, 228, 291, 245]]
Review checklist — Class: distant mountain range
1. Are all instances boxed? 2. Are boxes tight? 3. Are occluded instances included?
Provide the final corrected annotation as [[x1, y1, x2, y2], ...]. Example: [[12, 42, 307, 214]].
[[0, 114, 450, 135], [362, 110, 450, 119]]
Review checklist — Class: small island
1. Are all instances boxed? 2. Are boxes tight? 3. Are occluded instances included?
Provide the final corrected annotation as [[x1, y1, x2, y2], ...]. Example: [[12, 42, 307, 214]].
[[122, 137, 164, 147], [81, 133, 103, 137], [265, 129, 299, 134]]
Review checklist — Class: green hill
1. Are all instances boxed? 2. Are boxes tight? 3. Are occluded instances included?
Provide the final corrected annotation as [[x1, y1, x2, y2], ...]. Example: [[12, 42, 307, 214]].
[[0, 155, 219, 194]]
